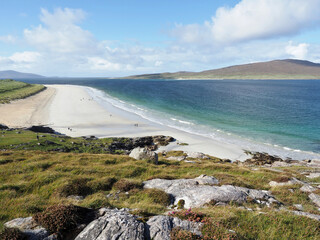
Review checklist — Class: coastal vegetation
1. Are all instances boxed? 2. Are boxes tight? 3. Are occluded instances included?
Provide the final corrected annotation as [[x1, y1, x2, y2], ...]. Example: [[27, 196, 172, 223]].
[[1, 128, 320, 239], [0, 79, 45, 104]]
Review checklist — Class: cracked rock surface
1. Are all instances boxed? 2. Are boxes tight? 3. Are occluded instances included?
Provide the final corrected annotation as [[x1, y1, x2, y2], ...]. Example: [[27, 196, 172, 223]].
[[143, 175, 279, 208], [74, 208, 145, 240]]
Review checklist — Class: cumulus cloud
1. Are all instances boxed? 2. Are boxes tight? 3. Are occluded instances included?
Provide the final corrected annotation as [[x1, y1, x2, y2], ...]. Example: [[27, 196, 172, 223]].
[[2, 6, 320, 76], [24, 8, 98, 54], [0, 51, 41, 70], [173, 0, 320, 45], [285, 41, 309, 59]]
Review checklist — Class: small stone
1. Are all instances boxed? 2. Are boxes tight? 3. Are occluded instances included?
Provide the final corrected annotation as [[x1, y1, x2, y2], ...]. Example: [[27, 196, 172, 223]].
[[307, 173, 320, 179], [300, 185, 317, 193], [293, 204, 304, 211], [67, 195, 84, 201], [309, 193, 320, 207]]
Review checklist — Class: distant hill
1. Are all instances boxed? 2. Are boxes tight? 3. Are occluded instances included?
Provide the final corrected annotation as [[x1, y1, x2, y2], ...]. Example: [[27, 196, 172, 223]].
[[0, 70, 45, 79], [125, 59, 320, 80]]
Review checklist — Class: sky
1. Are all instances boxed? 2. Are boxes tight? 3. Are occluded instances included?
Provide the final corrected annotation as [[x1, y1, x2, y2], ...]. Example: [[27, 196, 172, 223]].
[[1, 0, 320, 77]]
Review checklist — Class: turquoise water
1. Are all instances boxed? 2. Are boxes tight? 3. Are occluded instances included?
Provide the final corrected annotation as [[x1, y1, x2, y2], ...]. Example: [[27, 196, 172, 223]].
[[24, 78, 320, 158]]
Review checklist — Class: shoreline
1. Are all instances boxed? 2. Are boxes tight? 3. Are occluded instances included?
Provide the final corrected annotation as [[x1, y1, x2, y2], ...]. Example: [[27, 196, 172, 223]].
[[47, 85, 247, 161], [1, 84, 319, 161]]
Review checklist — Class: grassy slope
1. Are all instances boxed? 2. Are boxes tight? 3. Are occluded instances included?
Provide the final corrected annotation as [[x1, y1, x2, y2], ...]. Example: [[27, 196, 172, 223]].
[[124, 59, 320, 80], [0, 79, 45, 104], [1, 130, 320, 239]]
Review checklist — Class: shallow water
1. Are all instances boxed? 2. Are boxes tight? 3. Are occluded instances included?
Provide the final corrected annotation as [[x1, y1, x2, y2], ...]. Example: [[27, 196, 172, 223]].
[[24, 78, 320, 159]]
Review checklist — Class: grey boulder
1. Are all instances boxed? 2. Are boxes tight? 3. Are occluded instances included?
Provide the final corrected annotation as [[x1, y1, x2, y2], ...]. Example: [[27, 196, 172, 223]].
[[143, 175, 278, 208], [4, 216, 49, 240], [129, 147, 158, 164], [145, 215, 202, 240], [75, 208, 145, 240]]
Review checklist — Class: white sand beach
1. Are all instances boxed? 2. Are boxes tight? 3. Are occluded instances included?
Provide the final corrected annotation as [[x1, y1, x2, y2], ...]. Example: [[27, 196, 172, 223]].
[[0, 84, 247, 161], [0, 87, 55, 128]]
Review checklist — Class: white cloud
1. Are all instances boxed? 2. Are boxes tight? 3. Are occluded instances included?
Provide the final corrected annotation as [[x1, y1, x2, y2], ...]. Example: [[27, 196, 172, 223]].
[[0, 35, 16, 43], [0, 51, 41, 70], [285, 42, 309, 59], [24, 8, 98, 54], [173, 0, 320, 45], [86, 57, 122, 71], [2, 6, 320, 77], [10, 51, 41, 63]]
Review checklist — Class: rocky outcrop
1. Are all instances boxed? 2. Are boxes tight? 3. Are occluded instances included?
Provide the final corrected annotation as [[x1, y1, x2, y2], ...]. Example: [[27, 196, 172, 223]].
[[309, 193, 320, 208], [269, 178, 303, 187], [108, 136, 174, 153], [143, 175, 279, 208], [300, 185, 317, 193], [129, 147, 158, 164], [5, 208, 203, 240], [75, 208, 145, 240], [0, 124, 8, 129], [4, 217, 49, 240], [243, 151, 302, 166], [187, 152, 208, 159], [291, 211, 320, 221], [26, 126, 55, 134], [4, 217, 37, 230], [146, 215, 202, 240]]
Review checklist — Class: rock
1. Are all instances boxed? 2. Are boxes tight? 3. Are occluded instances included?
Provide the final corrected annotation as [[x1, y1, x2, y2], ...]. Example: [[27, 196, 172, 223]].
[[67, 195, 84, 201], [166, 156, 186, 161], [0, 124, 8, 129], [269, 178, 303, 187], [4, 217, 37, 230], [187, 152, 208, 159], [300, 185, 317, 193], [271, 161, 292, 167], [244, 152, 283, 165], [309, 193, 320, 208], [27, 125, 55, 134], [194, 174, 220, 185], [143, 175, 278, 208], [292, 211, 320, 221], [24, 228, 49, 240], [4, 216, 49, 240], [307, 173, 320, 179], [145, 215, 202, 240], [43, 234, 59, 240], [75, 208, 145, 240], [129, 147, 158, 164], [293, 204, 304, 211], [152, 135, 175, 146]]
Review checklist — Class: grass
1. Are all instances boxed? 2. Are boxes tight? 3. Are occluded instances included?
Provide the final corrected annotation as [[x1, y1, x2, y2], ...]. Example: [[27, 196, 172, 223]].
[[0, 130, 320, 238], [0, 79, 45, 104]]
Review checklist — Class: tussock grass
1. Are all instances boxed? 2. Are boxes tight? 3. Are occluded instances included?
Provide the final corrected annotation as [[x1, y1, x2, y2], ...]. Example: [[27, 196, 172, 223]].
[[1, 131, 320, 238]]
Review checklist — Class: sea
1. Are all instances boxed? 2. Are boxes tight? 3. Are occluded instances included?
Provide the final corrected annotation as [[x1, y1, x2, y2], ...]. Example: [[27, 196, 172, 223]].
[[23, 78, 320, 160]]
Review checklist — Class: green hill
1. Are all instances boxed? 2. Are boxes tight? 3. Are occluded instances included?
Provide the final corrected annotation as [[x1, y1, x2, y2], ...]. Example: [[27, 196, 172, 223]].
[[125, 59, 320, 80]]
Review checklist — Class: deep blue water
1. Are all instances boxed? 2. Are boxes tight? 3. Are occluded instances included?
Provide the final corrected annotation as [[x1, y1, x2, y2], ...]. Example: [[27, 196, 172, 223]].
[[23, 78, 320, 156]]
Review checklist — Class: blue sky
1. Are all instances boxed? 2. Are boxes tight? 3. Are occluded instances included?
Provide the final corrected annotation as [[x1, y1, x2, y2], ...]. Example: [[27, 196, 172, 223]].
[[1, 0, 320, 77]]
